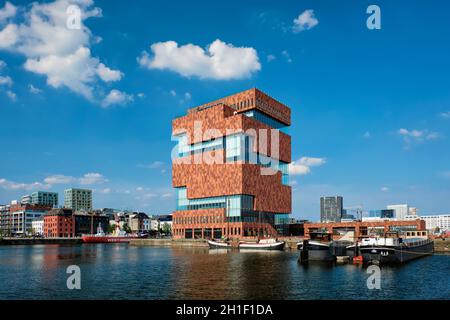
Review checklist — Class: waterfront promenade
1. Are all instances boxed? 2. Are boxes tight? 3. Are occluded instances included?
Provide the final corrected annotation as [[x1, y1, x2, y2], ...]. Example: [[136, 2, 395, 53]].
[[1, 237, 448, 253]]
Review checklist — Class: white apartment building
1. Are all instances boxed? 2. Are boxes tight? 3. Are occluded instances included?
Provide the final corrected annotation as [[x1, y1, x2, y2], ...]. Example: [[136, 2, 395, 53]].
[[31, 218, 44, 236], [420, 214, 450, 233]]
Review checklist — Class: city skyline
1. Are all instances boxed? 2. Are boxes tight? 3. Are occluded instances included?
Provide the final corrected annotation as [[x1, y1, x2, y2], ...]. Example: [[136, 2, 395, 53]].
[[1, 0, 450, 220]]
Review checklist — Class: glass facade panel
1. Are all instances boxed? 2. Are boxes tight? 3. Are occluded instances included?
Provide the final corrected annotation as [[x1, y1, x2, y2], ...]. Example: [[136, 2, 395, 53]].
[[244, 110, 288, 133], [173, 133, 290, 186]]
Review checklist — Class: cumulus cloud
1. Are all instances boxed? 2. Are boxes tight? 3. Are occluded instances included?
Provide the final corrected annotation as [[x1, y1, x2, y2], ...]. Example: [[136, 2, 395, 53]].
[[138, 39, 261, 80], [101, 89, 134, 107], [281, 50, 292, 63], [137, 161, 165, 169], [0, 0, 127, 103], [293, 9, 319, 33], [289, 157, 326, 175], [398, 128, 440, 145], [0, 75, 12, 86], [0, 178, 50, 191], [96, 62, 123, 82], [6, 89, 16, 101], [0, 59, 6, 69], [381, 186, 389, 192], [29, 84, 42, 94], [78, 172, 108, 185], [0, 2, 16, 24], [267, 54, 276, 62], [43, 174, 76, 184], [440, 111, 450, 119], [44, 172, 107, 185]]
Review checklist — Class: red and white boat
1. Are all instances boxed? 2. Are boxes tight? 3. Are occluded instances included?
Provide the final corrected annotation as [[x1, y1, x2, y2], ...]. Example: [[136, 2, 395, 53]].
[[81, 224, 138, 243]]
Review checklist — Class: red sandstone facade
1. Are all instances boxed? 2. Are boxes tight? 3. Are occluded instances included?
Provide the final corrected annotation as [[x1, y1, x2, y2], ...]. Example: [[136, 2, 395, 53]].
[[172, 88, 292, 239]]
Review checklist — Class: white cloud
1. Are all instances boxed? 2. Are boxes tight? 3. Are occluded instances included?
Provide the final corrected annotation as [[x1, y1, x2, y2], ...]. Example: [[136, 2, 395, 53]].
[[44, 172, 108, 185], [289, 157, 326, 175], [0, 178, 50, 191], [138, 39, 261, 80], [0, 2, 16, 24], [160, 193, 173, 199], [293, 9, 319, 33], [281, 50, 292, 63], [0, 0, 125, 103], [6, 89, 15, 101], [0, 75, 12, 86], [0, 59, 6, 69], [398, 128, 440, 144], [440, 111, 450, 119], [267, 54, 276, 62], [78, 173, 108, 185], [99, 187, 111, 194], [381, 186, 389, 192], [138, 161, 165, 169], [363, 131, 371, 138], [184, 92, 192, 100], [170, 89, 177, 97], [0, 23, 18, 48], [28, 84, 42, 94], [43, 174, 76, 184], [96, 62, 123, 82], [101, 89, 133, 107]]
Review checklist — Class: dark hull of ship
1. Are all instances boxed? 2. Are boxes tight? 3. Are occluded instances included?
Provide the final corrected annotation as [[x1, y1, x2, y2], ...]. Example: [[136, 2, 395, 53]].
[[299, 241, 335, 261], [360, 240, 434, 264]]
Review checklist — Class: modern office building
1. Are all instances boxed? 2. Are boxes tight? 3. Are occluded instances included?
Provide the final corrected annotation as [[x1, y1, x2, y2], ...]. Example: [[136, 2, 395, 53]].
[[64, 188, 92, 211], [31, 191, 58, 207], [21, 195, 32, 205], [320, 196, 343, 222], [171, 88, 292, 239], [361, 209, 395, 221], [387, 204, 409, 220], [0, 204, 11, 235]]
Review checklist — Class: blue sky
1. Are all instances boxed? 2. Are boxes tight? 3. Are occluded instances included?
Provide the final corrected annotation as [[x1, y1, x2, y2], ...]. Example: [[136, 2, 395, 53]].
[[0, 0, 449, 220]]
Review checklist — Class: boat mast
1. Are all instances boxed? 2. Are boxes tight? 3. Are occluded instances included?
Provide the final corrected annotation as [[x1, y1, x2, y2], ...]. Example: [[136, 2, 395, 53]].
[[90, 213, 93, 235]]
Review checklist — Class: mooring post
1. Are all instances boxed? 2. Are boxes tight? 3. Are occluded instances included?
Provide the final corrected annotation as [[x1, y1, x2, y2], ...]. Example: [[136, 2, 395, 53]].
[[299, 239, 309, 264]]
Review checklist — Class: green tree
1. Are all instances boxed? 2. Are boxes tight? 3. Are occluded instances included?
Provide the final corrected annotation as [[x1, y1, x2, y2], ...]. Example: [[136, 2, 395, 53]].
[[122, 223, 132, 234], [107, 223, 116, 234], [161, 222, 171, 235]]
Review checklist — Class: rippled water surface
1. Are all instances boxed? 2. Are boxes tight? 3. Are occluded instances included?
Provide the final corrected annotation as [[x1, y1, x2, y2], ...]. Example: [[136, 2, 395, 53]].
[[0, 244, 448, 300]]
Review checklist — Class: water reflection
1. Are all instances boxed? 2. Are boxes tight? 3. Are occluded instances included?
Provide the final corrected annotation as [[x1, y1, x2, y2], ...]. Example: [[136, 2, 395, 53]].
[[0, 245, 448, 300]]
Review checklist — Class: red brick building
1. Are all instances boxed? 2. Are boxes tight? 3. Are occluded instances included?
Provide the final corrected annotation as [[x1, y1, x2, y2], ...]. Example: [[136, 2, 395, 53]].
[[44, 208, 75, 238], [172, 88, 292, 239]]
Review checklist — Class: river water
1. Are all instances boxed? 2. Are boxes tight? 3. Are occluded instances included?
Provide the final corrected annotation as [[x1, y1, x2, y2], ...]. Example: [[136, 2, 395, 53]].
[[0, 244, 448, 300]]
